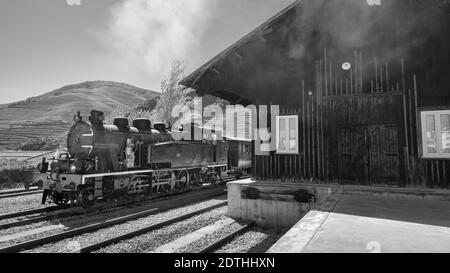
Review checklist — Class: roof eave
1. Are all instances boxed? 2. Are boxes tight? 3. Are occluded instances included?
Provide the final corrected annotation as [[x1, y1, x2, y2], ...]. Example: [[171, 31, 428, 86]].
[[179, 0, 302, 89]]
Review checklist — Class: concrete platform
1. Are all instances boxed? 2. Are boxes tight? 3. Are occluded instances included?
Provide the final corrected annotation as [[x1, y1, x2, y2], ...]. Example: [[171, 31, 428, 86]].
[[227, 179, 450, 229], [227, 179, 322, 229], [268, 194, 450, 253]]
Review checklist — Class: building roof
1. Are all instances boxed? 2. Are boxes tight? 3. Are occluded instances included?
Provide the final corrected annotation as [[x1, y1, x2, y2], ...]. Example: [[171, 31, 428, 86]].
[[180, 0, 302, 90], [181, 0, 450, 108]]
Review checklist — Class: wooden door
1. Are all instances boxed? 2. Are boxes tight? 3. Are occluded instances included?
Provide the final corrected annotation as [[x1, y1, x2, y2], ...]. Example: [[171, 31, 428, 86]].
[[368, 125, 401, 186], [338, 125, 401, 186], [338, 126, 370, 185]]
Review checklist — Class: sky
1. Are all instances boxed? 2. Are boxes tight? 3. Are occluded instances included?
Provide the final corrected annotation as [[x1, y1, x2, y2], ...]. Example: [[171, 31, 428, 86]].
[[0, 0, 295, 104]]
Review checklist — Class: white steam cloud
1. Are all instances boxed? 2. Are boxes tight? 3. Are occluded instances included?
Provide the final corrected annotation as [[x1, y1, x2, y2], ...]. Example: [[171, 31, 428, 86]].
[[98, 0, 216, 91]]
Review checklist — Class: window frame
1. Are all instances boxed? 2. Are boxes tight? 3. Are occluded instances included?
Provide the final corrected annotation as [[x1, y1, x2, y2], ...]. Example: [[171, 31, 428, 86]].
[[420, 110, 450, 159], [275, 115, 299, 154]]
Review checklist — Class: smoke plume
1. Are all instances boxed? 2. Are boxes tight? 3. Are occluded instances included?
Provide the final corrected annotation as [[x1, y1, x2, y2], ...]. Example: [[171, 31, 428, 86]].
[[287, 0, 444, 65], [97, 0, 216, 91]]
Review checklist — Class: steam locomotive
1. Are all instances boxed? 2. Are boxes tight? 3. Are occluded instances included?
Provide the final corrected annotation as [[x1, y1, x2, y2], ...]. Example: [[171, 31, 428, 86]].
[[34, 110, 252, 208]]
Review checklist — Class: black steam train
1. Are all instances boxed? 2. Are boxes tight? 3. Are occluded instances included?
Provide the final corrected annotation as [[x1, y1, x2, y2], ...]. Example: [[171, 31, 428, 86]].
[[34, 110, 252, 208]]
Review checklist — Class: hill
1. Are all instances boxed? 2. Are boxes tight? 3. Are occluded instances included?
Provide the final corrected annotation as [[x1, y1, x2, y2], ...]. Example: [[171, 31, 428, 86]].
[[0, 81, 158, 150]]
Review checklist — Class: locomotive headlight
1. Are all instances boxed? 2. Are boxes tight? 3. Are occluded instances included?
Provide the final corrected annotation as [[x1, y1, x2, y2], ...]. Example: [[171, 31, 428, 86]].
[[69, 164, 78, 173], [69, 164, 77, 174], [69, 161, 83, 174]]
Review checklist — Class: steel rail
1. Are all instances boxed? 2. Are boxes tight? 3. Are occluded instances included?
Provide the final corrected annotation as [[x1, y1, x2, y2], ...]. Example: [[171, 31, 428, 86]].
[[0, 176, 246, 229], [73, 201, 228, 253], [0, 187, 227, 253], [0, 206, 64, 221], [0, 208, 82, 230], [0, 187, 39, 195], [196, 223, 255, 253], [0, 190, 43, 199]]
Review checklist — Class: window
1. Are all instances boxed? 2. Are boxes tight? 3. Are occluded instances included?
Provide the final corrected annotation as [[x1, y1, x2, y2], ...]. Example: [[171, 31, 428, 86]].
[[276, 115, 299, 154], [420, 110, 450, 158]]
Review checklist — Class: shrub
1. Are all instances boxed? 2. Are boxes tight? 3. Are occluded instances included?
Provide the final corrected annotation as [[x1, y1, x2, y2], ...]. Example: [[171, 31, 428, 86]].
[[0, 159, 35, 189], [17, 137, 60, 151]]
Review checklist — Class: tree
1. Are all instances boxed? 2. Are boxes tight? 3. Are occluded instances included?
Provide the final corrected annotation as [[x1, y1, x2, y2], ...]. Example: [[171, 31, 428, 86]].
[[106, 60, 193, 127], [106, 104, 132, 124], [154, 60, 192, 125], [106, 104, 156, 125]]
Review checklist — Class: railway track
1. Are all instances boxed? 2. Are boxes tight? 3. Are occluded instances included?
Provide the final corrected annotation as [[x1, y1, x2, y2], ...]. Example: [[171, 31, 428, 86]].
[[80, 205, 255, 254], [0, 188, 43, 199], [0, 189, 226, 253], [196, 223, 254, 253], [0, 207, 78, 230], [0, 176, 247, 230], [0, 186, 212, 230], [73, 201, 228, 253], [0, 177, 248, 253], [0, 206, 63, 221], [0, 187, 39, 195]]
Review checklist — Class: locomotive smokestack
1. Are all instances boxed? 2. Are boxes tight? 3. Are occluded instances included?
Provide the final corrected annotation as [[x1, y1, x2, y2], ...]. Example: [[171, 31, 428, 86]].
[[89, 110, 105, 127], [73, 111, 82, 122]]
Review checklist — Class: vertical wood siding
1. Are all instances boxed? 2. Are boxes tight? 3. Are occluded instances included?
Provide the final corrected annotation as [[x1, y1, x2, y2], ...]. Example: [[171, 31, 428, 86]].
[[254, 50, 449, 188]]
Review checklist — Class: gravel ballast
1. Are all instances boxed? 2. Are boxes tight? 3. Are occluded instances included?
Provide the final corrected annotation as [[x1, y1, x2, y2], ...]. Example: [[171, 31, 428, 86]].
[[24, 197, 226, 253], [176, 221, 244, 253], [0, 187, 227, 249], [0, 194, 50, 215], [0, 220, 53, 238], [215, 228, 286, 253], [95, 206, 229, 253]]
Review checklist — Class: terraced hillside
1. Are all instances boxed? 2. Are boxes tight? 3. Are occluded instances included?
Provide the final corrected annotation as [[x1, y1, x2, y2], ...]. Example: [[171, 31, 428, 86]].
[[0, 81, 158, 150], [0, 122, 70, 150]]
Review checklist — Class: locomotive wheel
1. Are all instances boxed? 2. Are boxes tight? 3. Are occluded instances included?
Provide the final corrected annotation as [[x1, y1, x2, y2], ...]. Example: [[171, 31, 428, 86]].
[[175, 171, 189, 190], [159, 183, 171, 193], [188, 170, 202, 187], [210, 173, 219, 185], [152, 183, 171, 194], [78, 187, 96, 208]]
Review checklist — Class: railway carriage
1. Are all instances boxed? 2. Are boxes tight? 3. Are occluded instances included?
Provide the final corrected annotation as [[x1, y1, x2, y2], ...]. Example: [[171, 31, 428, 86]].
[[34, 110, 251, 208]]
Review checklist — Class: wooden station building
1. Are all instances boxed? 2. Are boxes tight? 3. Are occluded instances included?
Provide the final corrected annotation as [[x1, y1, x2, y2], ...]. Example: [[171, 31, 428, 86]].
[[181, 0, 450, 189]]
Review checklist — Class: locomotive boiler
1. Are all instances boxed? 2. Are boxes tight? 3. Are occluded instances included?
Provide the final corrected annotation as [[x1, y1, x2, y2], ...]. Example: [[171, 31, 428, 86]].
[[66, 110, 172, 173], [35, 110, 251, 208]]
